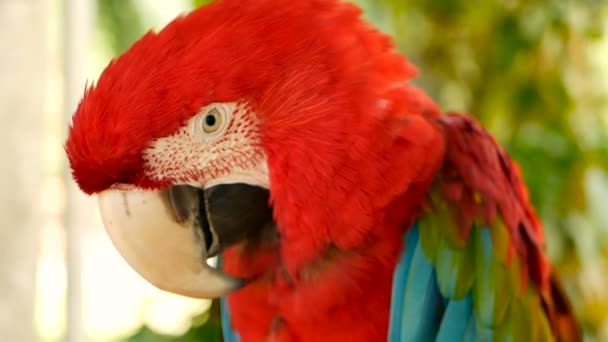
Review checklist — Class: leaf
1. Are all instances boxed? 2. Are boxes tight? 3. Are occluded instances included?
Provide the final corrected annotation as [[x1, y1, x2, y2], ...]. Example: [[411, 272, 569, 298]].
[[193, 0, 213, 8]]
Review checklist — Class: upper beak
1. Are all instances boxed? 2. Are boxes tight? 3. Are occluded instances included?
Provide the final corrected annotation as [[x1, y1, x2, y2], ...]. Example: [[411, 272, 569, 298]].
[[97, 183, 271, 298]]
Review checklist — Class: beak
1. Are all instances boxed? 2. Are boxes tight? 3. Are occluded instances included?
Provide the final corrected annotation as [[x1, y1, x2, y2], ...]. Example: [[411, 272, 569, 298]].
[[97, 183, 271, 298]]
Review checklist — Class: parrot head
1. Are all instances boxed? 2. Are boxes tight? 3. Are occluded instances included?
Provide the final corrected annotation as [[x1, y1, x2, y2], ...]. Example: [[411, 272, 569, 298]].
[[66, 0, 436, 299]]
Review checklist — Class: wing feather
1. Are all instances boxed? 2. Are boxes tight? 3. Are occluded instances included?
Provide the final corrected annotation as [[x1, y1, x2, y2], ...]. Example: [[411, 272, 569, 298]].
[[389, 114, 580, 341]]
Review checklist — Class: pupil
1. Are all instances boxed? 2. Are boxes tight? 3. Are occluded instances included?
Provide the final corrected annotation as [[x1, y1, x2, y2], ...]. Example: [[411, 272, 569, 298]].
[[205, 114, 216, 126]]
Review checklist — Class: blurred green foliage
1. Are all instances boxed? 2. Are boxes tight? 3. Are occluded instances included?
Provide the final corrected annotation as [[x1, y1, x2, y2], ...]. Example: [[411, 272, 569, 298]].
[[98, 0, 145, 54], [192, 0, 214, 8], [96, 0, 608, 340]]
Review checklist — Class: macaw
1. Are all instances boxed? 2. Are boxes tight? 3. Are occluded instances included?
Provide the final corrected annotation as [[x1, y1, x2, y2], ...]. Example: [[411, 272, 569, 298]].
[[65, 0, 581, 341]]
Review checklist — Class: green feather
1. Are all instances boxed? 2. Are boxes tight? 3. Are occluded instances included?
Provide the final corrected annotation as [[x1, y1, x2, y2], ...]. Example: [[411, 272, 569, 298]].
[[522, 286, 555, 342], [476, 325, 494, 342], [493, 263, 513, 326], [507, 255, 526, 299], [503, 297, 530, 341], [532, 295, 554, 341], [407, 189, 558, 342], [434, 238, 475, 300], [495, 285, 550, 342], [495, 305, 513, 342], [419, 212, 441, 264], [473, 227, 496, 329], [491, 218, 510, 264]]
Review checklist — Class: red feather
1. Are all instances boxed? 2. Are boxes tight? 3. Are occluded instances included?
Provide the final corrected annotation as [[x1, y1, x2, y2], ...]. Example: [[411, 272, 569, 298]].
[[432, 113, 580, 341]]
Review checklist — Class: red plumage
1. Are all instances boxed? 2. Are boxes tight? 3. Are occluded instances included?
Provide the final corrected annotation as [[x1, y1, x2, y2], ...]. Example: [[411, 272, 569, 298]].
[[209, 2, 446, 340], [434, 114, 550, 289], [431, 114, 579, 341], [65, 0, 579, 341]]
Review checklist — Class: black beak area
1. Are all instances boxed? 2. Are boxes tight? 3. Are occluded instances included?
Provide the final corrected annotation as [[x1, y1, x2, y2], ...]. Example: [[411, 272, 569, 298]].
[[202, 184, 273, 254], [168, 183, 273, 259]]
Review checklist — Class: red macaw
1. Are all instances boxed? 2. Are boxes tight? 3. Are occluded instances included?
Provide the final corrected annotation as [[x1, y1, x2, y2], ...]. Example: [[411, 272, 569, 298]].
[[65, 0, 581, 341]]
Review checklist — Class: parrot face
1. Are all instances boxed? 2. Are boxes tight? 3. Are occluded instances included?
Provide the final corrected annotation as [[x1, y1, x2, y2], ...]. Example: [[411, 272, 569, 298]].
[[76, 101, 273, 297], [140, 102, 269, 189], [66, 1, 442, 337], [66, 3, 285, 295], [66, 0, 377, 299]]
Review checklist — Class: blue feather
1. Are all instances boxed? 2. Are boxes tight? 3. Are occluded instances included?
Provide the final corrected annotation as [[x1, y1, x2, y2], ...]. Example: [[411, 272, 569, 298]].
[[221, 296, 240, 342], [436, 294, 473, 342], [397, 225, 444, 342], [462, 311, 478, 342], [389, 224, 499, 342], [388, 223, 419, 342]]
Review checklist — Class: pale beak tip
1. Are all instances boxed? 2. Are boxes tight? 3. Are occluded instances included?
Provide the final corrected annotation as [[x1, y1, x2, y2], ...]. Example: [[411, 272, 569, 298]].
[[98, 188, 245, 299]]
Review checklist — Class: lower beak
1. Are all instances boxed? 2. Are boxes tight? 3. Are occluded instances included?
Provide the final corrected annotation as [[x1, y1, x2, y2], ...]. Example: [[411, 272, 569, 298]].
[[97, 183, 271, 298]]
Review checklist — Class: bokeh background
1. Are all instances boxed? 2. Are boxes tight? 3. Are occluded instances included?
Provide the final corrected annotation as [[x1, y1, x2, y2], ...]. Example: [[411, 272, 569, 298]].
[[1, 0, 607, 341]]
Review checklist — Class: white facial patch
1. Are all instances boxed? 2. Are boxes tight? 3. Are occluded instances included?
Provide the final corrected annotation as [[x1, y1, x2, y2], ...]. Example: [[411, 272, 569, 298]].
[[143, 102, 269, 189]]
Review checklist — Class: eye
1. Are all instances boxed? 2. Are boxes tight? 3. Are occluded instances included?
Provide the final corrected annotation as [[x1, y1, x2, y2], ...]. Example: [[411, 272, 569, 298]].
[[202, 108, 222, 133]]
